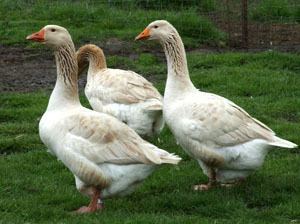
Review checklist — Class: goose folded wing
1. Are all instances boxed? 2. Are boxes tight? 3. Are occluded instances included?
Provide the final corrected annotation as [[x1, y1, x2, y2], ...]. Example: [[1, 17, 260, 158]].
[[182, 98, 275, 149], [93, 69, 162, 105], [62, 113, 164, 165]]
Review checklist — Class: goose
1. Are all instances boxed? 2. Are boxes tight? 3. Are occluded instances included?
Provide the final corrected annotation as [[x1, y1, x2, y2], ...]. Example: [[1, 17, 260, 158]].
[[26, 25, 181, 213], [76, 44, 164, 138], [135, 20, 297, 190]]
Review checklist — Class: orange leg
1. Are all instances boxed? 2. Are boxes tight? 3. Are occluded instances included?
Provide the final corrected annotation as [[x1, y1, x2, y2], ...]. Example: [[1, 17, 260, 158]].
[[193, 168, 218, 191], [76, 188, 103, 214]]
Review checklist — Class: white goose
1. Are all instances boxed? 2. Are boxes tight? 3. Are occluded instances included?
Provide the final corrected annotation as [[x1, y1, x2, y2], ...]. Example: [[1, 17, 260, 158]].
[[136, 20, 297, 190], [26, 25, 181, 213], [76, 44, 164, 138]]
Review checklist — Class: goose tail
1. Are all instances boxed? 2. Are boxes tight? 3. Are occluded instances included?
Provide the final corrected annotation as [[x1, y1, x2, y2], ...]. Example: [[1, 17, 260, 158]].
[[159, 153, 182, 165], [269, 136, 297, 149]]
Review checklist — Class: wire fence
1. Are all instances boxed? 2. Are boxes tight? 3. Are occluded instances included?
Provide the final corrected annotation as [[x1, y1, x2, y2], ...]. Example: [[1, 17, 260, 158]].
[[106, 0, 300, 51], [207, 0, 300, 51], [1, 0, 299, 51]]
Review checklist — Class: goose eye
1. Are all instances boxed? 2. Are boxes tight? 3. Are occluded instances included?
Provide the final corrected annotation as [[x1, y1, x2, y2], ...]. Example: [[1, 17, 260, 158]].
[[154, 25, 158, 29], [51, 28, 56, 32]]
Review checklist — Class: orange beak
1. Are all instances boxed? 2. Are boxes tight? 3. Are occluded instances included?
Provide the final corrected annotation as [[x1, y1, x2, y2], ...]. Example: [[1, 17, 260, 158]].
[[135, 28, 150, 41], [26, 29, 45, 42]]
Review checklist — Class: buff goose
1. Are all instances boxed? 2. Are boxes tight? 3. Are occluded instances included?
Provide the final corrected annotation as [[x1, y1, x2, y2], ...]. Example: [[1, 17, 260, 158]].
[[136, 20, 297, 190], [26, 25, 181, 213], [76, 44, 164, 138]]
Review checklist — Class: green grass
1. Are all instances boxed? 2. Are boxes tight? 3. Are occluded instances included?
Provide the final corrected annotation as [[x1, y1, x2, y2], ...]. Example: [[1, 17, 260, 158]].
[[0, 0, 225, 47], [250, 0, 300, 23], [0, 51, 300, 223], [120, 0, 217, 12], [1, 0, 299, 49]]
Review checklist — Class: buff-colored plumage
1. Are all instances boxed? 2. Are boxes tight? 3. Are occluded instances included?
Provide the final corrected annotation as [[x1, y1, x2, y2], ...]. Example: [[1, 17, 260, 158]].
[[77, 44, 164, 138], [40, 106, 180, 194], [28, 25, 181, 212], [136, 20, 297, 189]]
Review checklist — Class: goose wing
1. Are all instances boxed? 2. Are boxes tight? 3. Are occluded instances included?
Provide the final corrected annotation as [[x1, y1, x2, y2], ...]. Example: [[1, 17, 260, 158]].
[[56, 111, 179, 187], [89, 69, 162, 105], [63, 111, 169, 165], [181, 93, 274, 149]]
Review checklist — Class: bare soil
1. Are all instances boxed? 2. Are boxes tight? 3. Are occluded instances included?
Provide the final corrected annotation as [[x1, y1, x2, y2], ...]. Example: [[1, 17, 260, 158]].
[[0, 45, 57, 92], [0, 37, 170, 93], [0, 21, 299, 93]]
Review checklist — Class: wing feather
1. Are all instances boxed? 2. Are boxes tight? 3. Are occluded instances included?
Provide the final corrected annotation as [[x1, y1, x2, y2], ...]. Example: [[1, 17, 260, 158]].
[[181, 93, 275, 149], [63, 112, 169, 165], [87, 69, 162, 105]]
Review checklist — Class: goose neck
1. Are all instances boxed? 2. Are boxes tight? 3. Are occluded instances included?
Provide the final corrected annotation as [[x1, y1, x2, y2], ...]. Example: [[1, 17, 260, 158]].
[[162, 32, 189, 77], [162, 31, 195, 98], [77, 45, 107, 81], [47, 42, 80, 110]]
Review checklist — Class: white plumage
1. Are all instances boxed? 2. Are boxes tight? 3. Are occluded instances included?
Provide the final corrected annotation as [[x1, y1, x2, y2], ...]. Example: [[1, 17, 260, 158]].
[[77, 44, 164, 138], [136, 20, 297, 190], [27, 25, 181, 213], [39, 107, 177, 198]]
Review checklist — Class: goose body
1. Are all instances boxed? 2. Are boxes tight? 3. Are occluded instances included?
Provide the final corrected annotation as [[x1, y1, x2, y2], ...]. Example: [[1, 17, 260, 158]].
[[39, 106, 158, 198], [136, 20, 297, 189], [27, 25, 181, 213], [163, 90, 278, 183], [77, 44, 164, 138]]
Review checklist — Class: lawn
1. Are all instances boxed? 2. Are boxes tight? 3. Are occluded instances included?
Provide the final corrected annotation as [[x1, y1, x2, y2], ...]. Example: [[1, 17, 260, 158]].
[[1, 0, 300, 223], [0, 51, 299, 223], [1, 0, 299, 48], [250, 0, 300, 23], [0, 0, 225, 47]]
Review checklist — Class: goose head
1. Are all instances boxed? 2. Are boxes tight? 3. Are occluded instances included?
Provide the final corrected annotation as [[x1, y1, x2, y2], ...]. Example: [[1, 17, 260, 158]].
[[26, 25, 72, 48], [135, 20, 176, 42]]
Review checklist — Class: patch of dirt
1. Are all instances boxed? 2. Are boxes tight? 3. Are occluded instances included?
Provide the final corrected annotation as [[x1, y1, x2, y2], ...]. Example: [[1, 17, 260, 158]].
[[0, 21, 299, 93], [0, 39, 165, 93], [0, 45, 57, 92]]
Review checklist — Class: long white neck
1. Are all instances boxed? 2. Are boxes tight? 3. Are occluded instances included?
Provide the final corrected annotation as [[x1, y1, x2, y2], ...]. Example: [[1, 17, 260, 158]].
[[47, 42, 80, 111], [161, 31, 195, 100]]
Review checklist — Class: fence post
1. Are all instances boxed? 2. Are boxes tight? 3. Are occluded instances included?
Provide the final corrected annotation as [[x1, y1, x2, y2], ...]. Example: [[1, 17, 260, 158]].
[[225, 0, 232, 47], [241, 0, 248, 49]]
